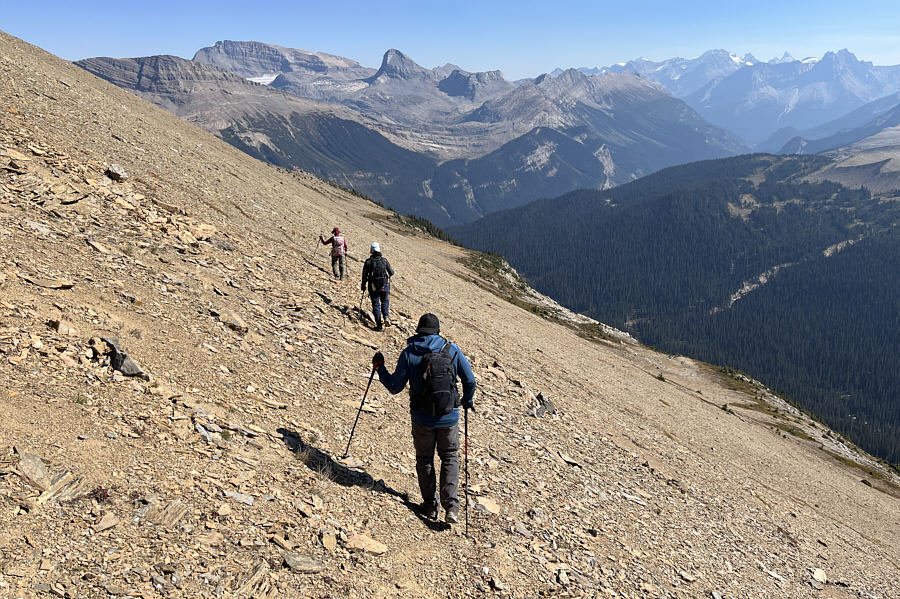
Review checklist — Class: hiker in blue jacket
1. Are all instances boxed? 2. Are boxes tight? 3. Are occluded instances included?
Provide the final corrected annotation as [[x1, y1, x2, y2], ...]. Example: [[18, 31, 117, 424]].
[[373, 313, 476, 524]]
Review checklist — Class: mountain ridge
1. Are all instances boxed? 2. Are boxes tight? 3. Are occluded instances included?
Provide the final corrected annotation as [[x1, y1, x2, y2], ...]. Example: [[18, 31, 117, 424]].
[[80, 44, 744, 225], [564, 49, 900, 145]]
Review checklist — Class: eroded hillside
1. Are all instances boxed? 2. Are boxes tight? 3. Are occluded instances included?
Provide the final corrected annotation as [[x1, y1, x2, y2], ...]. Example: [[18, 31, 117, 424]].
[[1, 32, 898, 599]]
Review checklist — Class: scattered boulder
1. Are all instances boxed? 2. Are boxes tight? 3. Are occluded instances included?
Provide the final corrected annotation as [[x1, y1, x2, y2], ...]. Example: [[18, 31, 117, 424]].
[[344, 534, 387, 555], [529, 391, 557, 417], [26, 220, 51, 235], [103, 582, 126, 595], [48, 319, 78, 337], [101, 337, 148, 379], [196, 532, 225, 546], [474, 496, 500, 515], [207, 236, 235, 251], [16, 448, 52, 491], [283, 554, 325, 574], [105, 164, 128, 182], [320, 531, 337, 551], [189, 224, 217, 241], [211, 308, 248, 333]]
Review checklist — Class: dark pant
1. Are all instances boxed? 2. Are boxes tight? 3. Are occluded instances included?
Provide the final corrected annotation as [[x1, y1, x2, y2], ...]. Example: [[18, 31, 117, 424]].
[[411, 420, 459, 511], [331, 255, 344, 279], [369, 286, 390, 325]]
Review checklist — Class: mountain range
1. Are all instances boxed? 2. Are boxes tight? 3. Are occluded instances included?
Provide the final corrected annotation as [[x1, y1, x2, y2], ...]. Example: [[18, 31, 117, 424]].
[[566, 49, 900, 146], [77, 41, 744, 225]]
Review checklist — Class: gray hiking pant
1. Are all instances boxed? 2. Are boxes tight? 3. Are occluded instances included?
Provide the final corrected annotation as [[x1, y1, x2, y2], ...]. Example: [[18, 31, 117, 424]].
[[331, 255, 344, 279], [411, 420, 460, 511]]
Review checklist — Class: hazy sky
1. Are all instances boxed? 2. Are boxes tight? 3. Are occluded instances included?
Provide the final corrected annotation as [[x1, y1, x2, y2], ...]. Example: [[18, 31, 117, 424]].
[[4, 1, 900, 79]]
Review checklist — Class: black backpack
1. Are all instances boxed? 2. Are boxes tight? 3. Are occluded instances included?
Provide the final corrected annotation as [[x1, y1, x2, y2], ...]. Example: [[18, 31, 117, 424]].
[[369, 256, 389, 291], [414, 342, 460, 416]]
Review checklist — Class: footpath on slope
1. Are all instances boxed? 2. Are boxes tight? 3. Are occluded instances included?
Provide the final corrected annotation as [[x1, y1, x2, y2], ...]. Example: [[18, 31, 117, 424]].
[[0, 30, 898, 599]]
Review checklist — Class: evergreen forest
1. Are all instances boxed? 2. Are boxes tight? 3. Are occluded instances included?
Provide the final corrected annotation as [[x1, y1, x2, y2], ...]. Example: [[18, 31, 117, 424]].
[[451, 154, 900, 464]]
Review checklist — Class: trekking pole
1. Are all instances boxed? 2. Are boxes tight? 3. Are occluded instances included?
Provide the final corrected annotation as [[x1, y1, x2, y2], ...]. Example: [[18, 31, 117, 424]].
[[342, 365, 377, 458], [464, 406, 470, 537], [359, 290, 365, 311], [313, 233, 323, 257]]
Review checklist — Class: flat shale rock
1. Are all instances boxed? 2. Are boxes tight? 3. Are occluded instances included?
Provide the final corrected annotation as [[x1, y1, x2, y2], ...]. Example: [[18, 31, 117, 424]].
[[93, 513, 120, 533], [283, 553, 325, 574], [16, 449, 52, 491], [344, 534, 388, 555], [213, 308, 248, 333], [474, 496, 500, 515]]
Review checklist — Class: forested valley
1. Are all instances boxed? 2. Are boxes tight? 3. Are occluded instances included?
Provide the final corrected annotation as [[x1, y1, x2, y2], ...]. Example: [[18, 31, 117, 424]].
[[451, 154, 900, 464]]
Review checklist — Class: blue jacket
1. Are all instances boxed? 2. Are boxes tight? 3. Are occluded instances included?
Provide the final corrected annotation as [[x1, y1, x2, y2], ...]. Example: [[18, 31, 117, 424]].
[[377, 334, 476, 428]]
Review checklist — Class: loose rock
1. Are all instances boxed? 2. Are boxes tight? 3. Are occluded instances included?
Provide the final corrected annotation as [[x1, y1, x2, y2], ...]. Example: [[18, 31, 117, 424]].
[[283, 553, 325, 574]]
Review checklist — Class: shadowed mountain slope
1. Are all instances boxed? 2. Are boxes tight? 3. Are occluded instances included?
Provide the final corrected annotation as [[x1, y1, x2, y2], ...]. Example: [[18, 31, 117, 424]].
[[757, 91, 900, 153]]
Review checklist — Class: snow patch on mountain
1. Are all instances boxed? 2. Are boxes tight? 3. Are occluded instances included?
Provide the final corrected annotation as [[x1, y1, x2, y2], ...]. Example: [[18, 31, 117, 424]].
[[248, 74, 278, 85]]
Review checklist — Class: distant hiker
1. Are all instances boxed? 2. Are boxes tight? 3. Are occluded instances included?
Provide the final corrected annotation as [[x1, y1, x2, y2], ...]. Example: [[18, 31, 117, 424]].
[[372, 313, 476, 524], [361, 242, 393, 331], [319, 227, 348, 280]]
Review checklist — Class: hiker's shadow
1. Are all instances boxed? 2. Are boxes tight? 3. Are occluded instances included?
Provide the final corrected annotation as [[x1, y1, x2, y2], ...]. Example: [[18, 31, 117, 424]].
[[277, 427, 448, 531], [314, 292, 373, 329], [302, 256, 331, 276]]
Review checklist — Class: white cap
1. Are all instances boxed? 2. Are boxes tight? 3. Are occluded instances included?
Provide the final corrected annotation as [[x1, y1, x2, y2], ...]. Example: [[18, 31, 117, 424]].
[[370, 242, 381, 253]]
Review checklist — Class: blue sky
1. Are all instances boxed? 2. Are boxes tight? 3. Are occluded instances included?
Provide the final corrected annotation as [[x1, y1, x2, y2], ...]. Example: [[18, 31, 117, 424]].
[[4, 1, 900, 79]]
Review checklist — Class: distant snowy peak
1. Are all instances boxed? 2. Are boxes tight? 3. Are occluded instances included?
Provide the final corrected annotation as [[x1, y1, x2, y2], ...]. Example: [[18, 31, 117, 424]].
[[555, 49, 863, 95], [769, 51, 795, 64], [553, 49, 757, 96]]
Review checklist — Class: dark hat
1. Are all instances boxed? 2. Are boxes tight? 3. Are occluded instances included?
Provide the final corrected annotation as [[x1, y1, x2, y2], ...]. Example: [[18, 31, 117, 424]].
[[416, 313, 440, 335], [333, 227, 341, 235]]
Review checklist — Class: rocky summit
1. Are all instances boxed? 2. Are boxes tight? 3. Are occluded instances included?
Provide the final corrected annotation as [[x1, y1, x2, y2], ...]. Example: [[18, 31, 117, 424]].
[[1, 30, 899, 599]]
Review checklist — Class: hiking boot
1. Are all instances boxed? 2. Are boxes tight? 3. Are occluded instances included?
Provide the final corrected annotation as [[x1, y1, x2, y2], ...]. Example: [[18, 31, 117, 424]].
[[374, 323, 383, 332], [421, 503, 438, 521], [445, 506, 459, 524]]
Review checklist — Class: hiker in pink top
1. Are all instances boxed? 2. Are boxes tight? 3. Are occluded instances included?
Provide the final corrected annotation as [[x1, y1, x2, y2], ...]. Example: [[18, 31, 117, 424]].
[[319, 227, 348, 280]]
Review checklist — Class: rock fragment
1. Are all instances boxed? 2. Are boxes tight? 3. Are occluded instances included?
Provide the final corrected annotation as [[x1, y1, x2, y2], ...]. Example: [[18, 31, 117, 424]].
[[223, 490, 254, 505], [93, 513, 120, 533], [16, 449, 52, 491], [212, 308, 248, 333], [474, 496, 500, 515], [530, 391, 557, 417], [345, 534, 387, 555], [283, 553, 325, 574], [105, 163, 128, 181], [21, 275, 75, 289], [48, 319, 78, 336], [102, 337, 148, 379]]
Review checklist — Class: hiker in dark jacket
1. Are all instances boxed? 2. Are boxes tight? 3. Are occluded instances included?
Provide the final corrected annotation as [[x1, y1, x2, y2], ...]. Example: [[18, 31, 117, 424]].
[[319, 227, 348, 280], [360, 242, 394, 331], [373, 313, 476, 524]]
